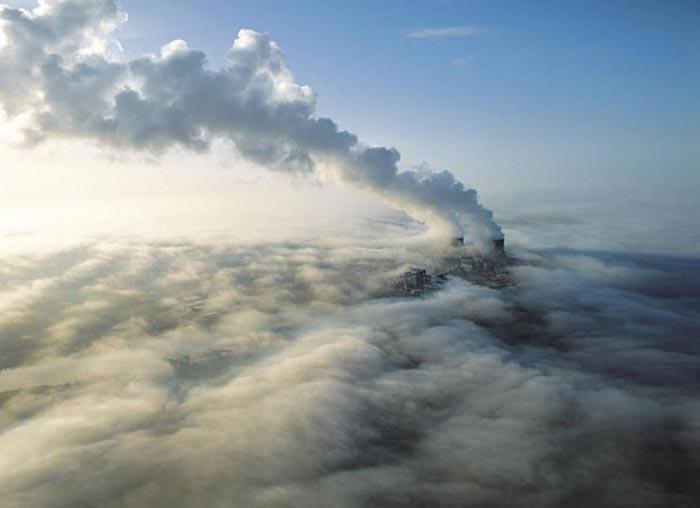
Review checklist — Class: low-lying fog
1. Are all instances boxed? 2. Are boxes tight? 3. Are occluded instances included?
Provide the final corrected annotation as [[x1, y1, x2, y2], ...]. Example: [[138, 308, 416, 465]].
[[1, 182, 698, 508]]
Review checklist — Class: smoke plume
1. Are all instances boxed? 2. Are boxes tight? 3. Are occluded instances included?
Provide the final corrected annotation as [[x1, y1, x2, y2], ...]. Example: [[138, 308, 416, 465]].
[[0, 0, 502, 242]]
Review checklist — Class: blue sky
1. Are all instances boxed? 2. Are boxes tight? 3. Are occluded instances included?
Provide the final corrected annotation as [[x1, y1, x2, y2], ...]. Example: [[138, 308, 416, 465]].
[[109, 0, 700, 193]]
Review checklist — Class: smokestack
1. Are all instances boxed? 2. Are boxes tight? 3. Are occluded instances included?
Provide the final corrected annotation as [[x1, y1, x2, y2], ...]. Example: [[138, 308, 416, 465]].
[[492, 237, 505, 255]]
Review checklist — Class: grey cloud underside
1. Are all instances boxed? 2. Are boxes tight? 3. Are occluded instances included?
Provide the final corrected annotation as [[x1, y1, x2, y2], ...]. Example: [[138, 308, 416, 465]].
[[0, 238, 699, 508], [0, 0, 501, 240]]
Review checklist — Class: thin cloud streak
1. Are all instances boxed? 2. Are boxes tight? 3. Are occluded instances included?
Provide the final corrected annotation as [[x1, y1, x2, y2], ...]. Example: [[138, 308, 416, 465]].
[[407, 26, 486, 39]]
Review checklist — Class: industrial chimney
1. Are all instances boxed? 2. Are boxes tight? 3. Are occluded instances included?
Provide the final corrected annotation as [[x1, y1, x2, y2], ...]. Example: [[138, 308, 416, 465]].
[[451, 235, 504, 255], [492, 237, 505, 255]]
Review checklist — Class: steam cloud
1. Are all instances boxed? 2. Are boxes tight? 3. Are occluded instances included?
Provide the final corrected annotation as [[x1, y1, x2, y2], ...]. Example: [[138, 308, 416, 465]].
[[0, 0, 502, 242]]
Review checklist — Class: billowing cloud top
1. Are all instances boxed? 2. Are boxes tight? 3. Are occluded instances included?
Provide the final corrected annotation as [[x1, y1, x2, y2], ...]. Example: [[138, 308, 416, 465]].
[[0, 231, 699, 507], [0, 0, 502, 242]]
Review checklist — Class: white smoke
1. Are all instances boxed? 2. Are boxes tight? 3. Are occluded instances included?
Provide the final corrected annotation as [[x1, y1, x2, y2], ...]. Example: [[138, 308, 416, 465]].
[[0, 0, 502, 243]]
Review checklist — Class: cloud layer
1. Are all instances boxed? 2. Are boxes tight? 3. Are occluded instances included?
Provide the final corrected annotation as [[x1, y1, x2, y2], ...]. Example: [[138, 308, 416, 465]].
[[0, 232, 698, 507], [0, 0, 501, 242]]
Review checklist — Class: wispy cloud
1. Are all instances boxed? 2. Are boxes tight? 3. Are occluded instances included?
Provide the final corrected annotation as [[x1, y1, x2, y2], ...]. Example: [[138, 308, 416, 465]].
[[407, 25, 485, 39], [452, 57, 471, 70]]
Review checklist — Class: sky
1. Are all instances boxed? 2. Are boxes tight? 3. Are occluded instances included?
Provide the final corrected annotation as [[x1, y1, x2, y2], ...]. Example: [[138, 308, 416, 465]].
[[109, 0, 700, 191], [1, 0, 698, 249]]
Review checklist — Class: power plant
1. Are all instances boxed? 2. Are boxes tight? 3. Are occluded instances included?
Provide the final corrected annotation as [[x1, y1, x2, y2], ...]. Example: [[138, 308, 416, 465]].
[[452, 236, 506, 255], [384, 234, 512, 298]]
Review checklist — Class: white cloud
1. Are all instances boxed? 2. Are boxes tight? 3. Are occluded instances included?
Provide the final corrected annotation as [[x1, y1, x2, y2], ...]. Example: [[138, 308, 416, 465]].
[[0, 232, 698, 507], [407, 25, 486, 39], [0, 1, 502, 245]]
